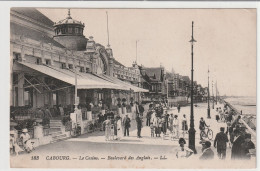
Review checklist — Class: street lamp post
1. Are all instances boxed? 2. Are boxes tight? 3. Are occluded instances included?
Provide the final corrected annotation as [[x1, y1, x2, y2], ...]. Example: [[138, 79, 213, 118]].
[[207, 68, 211, 118], [212, 80, 214, 109], [188, 21, 197, 154], [215, 81, 218, 105]]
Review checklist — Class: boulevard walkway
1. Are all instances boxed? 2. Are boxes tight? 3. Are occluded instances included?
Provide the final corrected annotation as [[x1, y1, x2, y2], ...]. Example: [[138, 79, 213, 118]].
[[10, 103, 256, 169]]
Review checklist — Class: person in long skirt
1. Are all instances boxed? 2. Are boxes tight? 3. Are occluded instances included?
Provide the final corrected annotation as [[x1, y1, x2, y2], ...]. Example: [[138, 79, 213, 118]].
[[158, 117, 162, 137], [161, 116, 167, 139], [116, 116, 123, 140], [153, 116, 159, 137], [103, 117, 111, 141], [181, 114, 188, 138], [172, 115, 179, 140], [169, 114, 174, 135]]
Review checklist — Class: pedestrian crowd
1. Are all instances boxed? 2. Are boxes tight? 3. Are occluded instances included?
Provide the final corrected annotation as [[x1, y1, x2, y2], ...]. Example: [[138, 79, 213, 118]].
[[98, 101, 189, 142], [97, 101, 145, 141], [211, 103, 256, 160], [147, 102, 188, 140]]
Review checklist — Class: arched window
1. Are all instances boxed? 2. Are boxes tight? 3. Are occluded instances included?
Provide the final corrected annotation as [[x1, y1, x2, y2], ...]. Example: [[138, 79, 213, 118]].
[[68, 27, 72, 34], [75, 27, 79, 34], [62, 28, 65, 34]]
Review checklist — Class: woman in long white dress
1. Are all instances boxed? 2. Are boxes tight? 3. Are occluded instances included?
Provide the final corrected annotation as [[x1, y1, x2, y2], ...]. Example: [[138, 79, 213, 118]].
[[117, 117, 123, 141], [181, 114, 188, 138], [103, 117, 111, 141]]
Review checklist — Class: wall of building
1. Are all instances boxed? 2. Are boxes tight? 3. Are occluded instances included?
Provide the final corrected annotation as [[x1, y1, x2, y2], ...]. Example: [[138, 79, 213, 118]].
[[53, 35, 87, 51]]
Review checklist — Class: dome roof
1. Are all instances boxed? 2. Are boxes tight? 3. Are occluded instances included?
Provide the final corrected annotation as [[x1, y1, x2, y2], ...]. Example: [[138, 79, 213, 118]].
[[53, 9, 84, 27]]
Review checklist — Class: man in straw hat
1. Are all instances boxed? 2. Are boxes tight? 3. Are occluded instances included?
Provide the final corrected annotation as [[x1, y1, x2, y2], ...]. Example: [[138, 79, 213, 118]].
[[20, 128, 33, 153]]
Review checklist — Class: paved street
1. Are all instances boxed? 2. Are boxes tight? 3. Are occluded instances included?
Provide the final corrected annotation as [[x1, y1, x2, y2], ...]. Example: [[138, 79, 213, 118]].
[[11, 103, 255, 168]]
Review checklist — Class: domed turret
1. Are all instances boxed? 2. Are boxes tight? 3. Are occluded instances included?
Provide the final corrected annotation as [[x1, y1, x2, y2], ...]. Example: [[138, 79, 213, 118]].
[[53, 9, 88, 51]]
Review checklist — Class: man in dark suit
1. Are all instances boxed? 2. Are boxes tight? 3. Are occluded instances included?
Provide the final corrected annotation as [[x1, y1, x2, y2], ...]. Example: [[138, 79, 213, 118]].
[[199, 141, 214, 160], [136, 116, 142, 138], [241, 133, 255, 160], [231, 129, 245, 160], [123, 114, 131, 136], [214, 127, 229, 159], [138, 103, 145, 117]]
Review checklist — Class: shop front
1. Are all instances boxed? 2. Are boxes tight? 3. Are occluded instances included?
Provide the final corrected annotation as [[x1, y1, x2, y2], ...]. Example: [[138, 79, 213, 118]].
[[11, 60, 148, 143]]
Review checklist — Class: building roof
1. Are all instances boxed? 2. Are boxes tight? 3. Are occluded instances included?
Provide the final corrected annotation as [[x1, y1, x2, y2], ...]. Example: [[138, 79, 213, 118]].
[[54, 9, 84, 27], [11, 7, 54, 27], [143, 67, 163, 82], [11, 23, 65, 49], [165, 72, 174, 80]]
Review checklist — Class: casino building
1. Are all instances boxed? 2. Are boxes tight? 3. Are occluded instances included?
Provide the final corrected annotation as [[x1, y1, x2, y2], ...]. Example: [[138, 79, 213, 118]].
[[10, 8, 147, 118]]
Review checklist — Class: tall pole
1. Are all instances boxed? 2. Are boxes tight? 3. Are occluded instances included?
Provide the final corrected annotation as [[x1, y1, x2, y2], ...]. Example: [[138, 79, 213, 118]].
[[207, 67, 211, 118], [212, 80, 214, 109], [74, 51, 78, 111], [106, 11, 110, 47], [215, 81, 218, 105], [188, 21, 197, 154], [136, 40, 138, 64], [166, 79, 169, 99]]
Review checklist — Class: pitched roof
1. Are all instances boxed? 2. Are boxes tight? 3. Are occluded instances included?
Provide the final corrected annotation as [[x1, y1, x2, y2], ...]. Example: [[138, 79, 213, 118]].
[[11, 7, 54, 27], [165, 72, 174, 80], [143, 67, 163, 82], [11, 23, 65, 48]]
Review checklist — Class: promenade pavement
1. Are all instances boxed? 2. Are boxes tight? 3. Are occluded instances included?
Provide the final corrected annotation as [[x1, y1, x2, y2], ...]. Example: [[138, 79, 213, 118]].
[[10, 102, 256, 168]]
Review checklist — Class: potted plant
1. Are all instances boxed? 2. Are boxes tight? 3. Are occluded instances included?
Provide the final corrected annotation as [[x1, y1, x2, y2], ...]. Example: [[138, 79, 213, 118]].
[[122, 98, 127, 114]]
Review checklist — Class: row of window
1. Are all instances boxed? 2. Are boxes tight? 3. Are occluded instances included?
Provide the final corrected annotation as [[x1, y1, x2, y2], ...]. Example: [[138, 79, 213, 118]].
[[61, 63, 90, 73], [34, 57, 90, 73], [114, 69, 138, 78], [151, 84, 162, 92], [116, 74, 138, 81], [114, 69, 139, 75], [55, 26, 83, 35]]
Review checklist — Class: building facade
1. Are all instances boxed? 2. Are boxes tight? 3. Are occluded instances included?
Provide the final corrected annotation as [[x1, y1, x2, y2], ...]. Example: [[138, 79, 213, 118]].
[[10, 8, 146, 116], [139, 66, 167, 102]]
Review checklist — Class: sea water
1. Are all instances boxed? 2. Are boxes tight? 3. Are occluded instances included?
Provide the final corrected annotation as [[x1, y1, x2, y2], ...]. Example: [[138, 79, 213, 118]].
[[224, 96, 256, 115]]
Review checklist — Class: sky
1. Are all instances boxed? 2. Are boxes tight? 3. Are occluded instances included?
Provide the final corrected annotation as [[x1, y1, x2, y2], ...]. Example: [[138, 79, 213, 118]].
[[38, 8, 256, 97]]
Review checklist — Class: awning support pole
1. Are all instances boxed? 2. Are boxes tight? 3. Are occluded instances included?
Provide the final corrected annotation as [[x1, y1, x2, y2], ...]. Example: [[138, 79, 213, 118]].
[[73, 52, 78, 111], [23, 76, 41, 93]]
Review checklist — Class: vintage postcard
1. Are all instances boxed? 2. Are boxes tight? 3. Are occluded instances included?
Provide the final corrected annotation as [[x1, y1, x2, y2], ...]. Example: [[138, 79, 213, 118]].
[[9, 7, 256, 169]]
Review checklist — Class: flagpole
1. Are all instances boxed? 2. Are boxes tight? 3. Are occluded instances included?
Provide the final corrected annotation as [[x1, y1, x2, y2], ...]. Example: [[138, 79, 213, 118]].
[[106, 11, 110, 46]]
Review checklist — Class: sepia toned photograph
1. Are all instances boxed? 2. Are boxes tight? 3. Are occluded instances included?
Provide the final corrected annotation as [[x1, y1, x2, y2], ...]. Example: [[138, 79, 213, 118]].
[[9, 7, 256, 169]]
